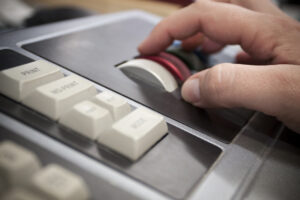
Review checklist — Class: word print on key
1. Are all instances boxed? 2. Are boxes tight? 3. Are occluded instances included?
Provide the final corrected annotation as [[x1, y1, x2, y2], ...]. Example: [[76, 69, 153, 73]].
[[23, 75, 97, 120], [98, 107, 168, 160], [0, 60, 64, 101]]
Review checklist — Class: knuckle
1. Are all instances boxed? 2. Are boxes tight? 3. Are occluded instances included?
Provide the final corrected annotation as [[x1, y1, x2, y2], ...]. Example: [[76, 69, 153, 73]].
[[263, 66, 300, 117], [266, 16, 300, 64]]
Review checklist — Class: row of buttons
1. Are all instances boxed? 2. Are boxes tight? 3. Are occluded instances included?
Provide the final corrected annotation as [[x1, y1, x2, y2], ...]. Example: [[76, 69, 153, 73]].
[[0, 140, 90, 200], [117, 47, 206, 92], [0, 60, 168, 160]]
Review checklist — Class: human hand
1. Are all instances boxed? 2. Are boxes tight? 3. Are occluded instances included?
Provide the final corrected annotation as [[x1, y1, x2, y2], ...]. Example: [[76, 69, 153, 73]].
[[138, 0, 300, 133]]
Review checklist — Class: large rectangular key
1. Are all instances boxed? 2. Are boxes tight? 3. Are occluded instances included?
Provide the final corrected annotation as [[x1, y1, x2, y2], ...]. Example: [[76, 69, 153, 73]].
[[0, 141, 41, 188], [0, 60, 64, 101], [23, 75, 97, 120], [60, 101, 113, 140], [30, 164, 90, 200], [97, 107, 168, 160]]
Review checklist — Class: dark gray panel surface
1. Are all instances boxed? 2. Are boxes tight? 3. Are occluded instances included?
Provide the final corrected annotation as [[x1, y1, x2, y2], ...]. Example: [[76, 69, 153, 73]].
[[0, 94, 222, 199], [243, 129, 300, 200], [0, 49, 33, 70], [22, 18, 253, 143]]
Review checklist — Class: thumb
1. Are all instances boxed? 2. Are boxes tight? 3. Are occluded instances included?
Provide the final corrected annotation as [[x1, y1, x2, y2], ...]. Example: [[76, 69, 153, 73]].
[[181, 63, 300, 119]]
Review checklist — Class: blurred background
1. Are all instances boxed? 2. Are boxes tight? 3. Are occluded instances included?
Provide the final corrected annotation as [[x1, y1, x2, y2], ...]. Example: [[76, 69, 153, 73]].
[[0, 0, 299, 33]]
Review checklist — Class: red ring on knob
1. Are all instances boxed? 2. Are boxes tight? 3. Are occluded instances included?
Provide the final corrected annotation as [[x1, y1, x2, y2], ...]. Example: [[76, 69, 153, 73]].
[[140, 55, 184, 82]]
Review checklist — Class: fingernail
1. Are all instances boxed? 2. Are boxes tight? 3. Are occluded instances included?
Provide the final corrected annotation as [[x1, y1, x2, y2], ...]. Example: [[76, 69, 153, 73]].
[[181, 78, 201, 103]]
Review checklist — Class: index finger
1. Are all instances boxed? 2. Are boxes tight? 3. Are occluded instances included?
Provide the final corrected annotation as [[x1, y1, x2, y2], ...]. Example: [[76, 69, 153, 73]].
[[138, 0, 272, 60]]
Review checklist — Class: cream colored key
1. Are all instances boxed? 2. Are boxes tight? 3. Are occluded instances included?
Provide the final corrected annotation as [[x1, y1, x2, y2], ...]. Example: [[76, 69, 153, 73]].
[[98, 107, 168, 160], [23, 75, 98, 120], [31, 164, 90, 200], [60, 100, 113, 140], [93, 91, 131, 121], [117, 59, 178, 92], [0, 60, 64, 101], [0, 141, 41, 187], [3, 188, 44, 200]]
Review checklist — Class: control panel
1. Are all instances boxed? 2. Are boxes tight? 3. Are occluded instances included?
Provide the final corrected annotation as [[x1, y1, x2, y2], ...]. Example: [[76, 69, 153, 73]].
[[0, 11, 297, 200]]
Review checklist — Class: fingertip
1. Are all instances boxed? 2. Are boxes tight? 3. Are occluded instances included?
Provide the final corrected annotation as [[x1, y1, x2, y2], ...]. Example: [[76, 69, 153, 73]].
[[181, 78, 201, 104], [137, 42, 146, 55], [138, 39, 152, 55], [138, 37, 168, 55]]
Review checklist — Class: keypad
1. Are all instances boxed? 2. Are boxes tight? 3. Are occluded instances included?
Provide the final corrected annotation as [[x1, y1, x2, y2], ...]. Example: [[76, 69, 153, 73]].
[[0, 60, 169, 161], [0, 140, 90, 200]]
